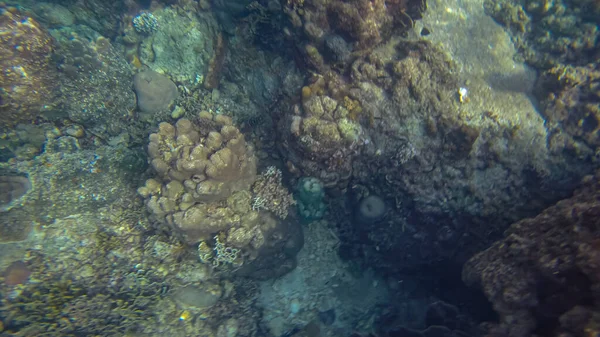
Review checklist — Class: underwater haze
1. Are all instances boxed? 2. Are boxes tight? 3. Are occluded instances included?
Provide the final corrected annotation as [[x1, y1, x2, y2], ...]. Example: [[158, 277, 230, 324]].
[[0, 0, 599, 336]]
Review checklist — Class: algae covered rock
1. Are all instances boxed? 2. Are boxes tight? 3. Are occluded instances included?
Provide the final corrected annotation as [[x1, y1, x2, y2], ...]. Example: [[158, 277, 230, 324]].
[[463, 170, 600, 337], [31, 2, 75, 28], [54, 33, 137, 137], [0, 5, 59, 128], [0, 175, 31, 212], [484, 0, 599, 68], [138, 7, 219, 87], [536, 63, 600, 155]]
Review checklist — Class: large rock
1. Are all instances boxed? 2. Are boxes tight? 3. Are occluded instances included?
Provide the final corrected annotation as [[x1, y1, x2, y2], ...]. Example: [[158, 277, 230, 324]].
[[133, 70, 178, 114], [463, 170, 600, 337]]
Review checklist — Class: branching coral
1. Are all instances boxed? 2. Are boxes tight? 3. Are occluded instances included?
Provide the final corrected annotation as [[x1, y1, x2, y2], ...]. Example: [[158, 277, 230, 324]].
[[251, 166, 296, 219]]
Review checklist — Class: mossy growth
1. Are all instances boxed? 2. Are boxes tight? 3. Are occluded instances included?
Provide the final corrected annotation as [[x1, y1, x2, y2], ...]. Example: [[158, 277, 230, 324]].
[[344, 96, 362, 121], [337, 118, 361, 143]]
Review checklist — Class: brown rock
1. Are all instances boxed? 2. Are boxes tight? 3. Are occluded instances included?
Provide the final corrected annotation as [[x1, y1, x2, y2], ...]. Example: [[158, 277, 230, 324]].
[[0, 6, 58, 127]]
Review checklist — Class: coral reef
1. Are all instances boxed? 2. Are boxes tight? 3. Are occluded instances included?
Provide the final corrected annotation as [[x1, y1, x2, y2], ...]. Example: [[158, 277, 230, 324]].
[[279, 31, 591, 276], [463, 170, 600, 337], [0, 132, 148, 239], [295, 177, 326, 222], [0, 5, 59, 128], [2, 0, 599, 335], [0, 208, 262, 336], [139, 114, 257, 240], [143, 115, 256, 203], [536, 63, 600, 157], [199, 234, 243, 267], [0, 125, 265, 336], [132, 12, 159, 35], [139, 113, 299, 272], [280, 89, 365, 189], [282, 0, 426, 71], [219, 33, 303, 127], [484, 0, 599, 69]]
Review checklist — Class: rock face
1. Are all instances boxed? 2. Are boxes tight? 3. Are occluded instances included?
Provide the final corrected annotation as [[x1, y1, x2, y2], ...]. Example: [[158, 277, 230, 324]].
[[0, 5, 58, 128], [133, 70, 178, 114], [273, 0, 595, 275], [484, 0, 599, 69], [54, 34, 137, 138], [137, 7, 218, 88], [463, 170, 600, 337]]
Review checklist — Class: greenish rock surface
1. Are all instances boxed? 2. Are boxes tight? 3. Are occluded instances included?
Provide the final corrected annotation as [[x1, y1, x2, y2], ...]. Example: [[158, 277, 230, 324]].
[[32, 2, 75, 27], [139, 7, 219, 87], [0, 175, 30, 212]]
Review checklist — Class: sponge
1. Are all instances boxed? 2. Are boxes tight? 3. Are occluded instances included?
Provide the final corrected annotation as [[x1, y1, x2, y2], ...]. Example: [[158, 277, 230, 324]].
[[357, 195, 386, 224]]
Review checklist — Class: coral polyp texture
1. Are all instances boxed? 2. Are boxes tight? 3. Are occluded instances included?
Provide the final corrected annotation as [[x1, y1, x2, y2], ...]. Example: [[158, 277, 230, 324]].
[[0, 5, 58, 128], [132, 12, 158, 35], [146, 115, 256, 201]]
